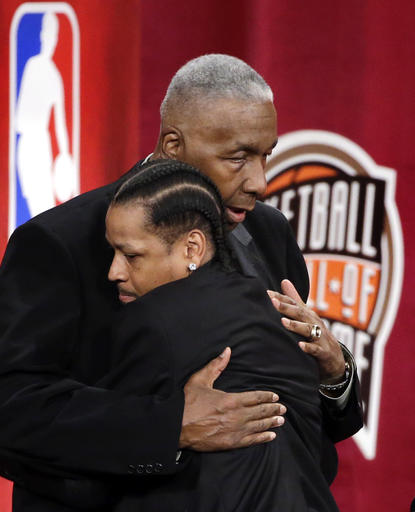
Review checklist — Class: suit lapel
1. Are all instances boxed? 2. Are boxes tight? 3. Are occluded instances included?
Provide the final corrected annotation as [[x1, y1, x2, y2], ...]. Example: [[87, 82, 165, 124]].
[[228, 224, 276, 289]]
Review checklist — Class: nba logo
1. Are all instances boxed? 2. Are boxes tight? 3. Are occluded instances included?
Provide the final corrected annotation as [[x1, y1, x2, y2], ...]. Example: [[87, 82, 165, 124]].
[[9, 2, 80, 235]]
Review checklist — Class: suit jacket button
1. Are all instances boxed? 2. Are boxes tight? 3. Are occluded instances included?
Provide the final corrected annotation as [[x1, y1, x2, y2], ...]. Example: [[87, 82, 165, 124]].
[[136, 464, 145, 474], [155, 463, 163, 473], [145, 464, 153, 474]]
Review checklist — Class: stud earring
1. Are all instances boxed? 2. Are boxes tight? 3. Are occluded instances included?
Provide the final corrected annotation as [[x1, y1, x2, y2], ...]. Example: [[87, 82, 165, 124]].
[[188, 263, 197, 272]]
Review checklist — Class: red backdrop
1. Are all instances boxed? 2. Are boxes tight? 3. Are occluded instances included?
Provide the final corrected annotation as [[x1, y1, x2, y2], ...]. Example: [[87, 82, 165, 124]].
[[0, 1, 414, 510]]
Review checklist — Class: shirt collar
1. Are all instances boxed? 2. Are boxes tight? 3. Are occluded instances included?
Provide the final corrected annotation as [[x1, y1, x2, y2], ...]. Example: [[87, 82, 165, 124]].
[[142, 153, 153, 165]]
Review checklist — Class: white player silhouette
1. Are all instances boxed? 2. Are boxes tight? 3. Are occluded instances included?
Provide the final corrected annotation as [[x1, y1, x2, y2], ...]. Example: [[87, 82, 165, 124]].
[[16, 12, 75, 217]]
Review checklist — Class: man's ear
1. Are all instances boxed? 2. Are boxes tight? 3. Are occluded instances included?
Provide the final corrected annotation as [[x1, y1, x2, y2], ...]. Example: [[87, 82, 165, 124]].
[[184, 230, 208, 267], [160, 126, 184, 160]]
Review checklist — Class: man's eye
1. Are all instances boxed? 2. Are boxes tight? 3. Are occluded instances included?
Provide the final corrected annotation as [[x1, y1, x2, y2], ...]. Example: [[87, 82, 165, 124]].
[[125, 254, 137, 260], [228, 156, 246, 164]]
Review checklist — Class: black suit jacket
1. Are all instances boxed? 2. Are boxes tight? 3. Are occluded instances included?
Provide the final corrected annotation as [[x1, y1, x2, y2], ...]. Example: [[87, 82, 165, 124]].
[[100, 261, 339, 511], [0, 164, 362, 510], [0, 174, 185, 510]]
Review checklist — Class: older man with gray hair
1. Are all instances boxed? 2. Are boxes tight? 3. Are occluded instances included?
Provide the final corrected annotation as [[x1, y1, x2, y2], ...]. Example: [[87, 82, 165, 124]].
[[0, 54, 362, 511], [156, 54, 355, 392]]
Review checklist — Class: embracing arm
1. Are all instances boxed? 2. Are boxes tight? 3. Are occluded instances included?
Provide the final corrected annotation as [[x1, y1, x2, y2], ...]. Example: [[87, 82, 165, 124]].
[[180, 347, 285, 451], [104, 301, 286, 453], [0, 222, 184, 479], [0, 221, 285, 481]]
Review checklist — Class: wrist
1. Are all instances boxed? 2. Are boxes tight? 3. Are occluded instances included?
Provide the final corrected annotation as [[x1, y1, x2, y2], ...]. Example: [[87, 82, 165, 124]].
[[319, 360, 351, 392], [320, 364, 346, 385]]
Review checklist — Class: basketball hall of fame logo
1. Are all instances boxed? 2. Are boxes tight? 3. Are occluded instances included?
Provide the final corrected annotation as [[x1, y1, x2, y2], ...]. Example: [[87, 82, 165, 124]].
[[265, 130, 403, 459]]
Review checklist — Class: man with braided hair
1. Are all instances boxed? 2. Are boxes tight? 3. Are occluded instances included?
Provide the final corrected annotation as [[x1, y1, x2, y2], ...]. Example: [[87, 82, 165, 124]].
[[0, 54, 362, 511], [101, 158, 341, 510]]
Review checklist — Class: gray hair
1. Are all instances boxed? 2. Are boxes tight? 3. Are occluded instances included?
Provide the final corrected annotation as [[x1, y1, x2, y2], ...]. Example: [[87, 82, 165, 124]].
[[160, 54, 273, 118]]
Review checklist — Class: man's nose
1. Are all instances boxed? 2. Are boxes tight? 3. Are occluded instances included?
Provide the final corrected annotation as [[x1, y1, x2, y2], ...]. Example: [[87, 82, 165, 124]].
[[108, 255, 126, 282], [243, 158, 268, 197]]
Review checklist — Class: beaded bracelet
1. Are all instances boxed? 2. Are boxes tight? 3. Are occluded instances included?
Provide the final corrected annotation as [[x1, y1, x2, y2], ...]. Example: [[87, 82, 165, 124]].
[[319, 361, 351, 392]]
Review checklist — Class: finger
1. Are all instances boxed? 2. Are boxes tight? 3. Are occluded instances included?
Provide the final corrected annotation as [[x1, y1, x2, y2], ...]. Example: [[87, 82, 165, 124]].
[[281, 317, 316, 338], [230, 390, 279, 407], [267, 289, 297, 306], [270, 297, 300, 316], [245, 414, 285, 435], [238, 431, 277, 447], [299, 341, 321, 356], [216, 346, 231, 371], [281, 279, 304, 305], [267, 289, 279, 300], [243, 402, 287, 421], [191, 347, 231, 388], [277, 299, 312, 322], [270, 296, 280, 312]]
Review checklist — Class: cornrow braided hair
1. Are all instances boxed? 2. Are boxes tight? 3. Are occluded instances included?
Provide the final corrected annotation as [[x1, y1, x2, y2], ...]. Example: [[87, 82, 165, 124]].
[[112, 159, 236, 272]]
